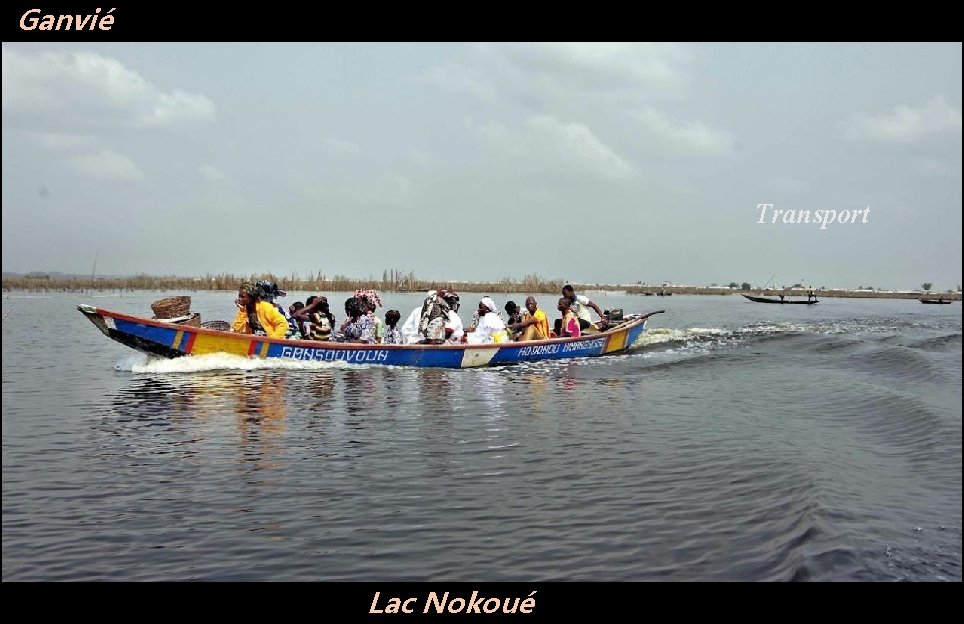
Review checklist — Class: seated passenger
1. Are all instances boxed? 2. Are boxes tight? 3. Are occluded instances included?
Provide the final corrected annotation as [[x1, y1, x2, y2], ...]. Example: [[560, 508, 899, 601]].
[[384, 310, 403, 345], [554, 284, 607, 335], [231, 281, 289, 339], [468, 295, 507, 331], [445, 301, 465, 343], [504, 301, 524, 339], [418, 290, 459, 344], [466, 297, 508, 345], [336, 296, 376, 343], [512, 296, 549, 341], [354, 289, 386, 343], [557, 297, 581, 338], [401, 305, 424, 344], [294, 295, 334, 341]]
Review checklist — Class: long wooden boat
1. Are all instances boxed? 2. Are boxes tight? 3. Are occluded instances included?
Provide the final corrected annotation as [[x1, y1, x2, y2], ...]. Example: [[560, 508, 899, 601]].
[[741, 294, 818, 305], [78, 304, 664, 369], [919, 298, 952, 305]]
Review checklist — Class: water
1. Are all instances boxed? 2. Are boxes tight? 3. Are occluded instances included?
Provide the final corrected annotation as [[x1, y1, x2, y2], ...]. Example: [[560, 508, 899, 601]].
[[2, 291, 960, 581]]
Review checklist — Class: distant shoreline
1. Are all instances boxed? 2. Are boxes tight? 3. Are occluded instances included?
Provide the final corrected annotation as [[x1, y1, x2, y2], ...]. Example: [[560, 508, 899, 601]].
[[1, 275, 959, 301]]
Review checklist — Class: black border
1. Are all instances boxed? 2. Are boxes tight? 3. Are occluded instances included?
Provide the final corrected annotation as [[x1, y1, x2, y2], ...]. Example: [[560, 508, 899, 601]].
[[3, 3, 958, 42]]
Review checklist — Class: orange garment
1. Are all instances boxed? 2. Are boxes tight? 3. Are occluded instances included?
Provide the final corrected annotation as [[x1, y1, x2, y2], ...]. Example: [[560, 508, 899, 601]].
[[521, 308, 549, 340], [232, 300, 289, 339]]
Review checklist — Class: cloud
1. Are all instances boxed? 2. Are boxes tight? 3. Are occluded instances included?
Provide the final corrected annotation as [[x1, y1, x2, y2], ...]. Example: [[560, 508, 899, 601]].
[[499, 42, 688, 93], [199, 163, 231, 184], [68, 150, 146, 182], [2, 48, 216, 129], [323, 137, 362, 155], [842, 97, 962, 143], [766, 177, 810, 194], [527, 116, 633, 177], [28, 131, 94, 151], [422, 42, 689, 106], [422, 64, 498, 101], [911, 158, 957, 177], [466, 115, 633, 180], [631, 106, 735, 154]]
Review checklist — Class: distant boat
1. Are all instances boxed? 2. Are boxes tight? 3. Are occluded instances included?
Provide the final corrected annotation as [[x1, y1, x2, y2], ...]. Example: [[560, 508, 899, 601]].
[[583, 289, 627, 296], [919, 297, 952, 305], [741, 294, 818, 305]]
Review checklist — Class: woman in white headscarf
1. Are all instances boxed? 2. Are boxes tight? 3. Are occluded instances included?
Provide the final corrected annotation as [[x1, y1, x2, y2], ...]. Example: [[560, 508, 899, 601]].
[[466, 297, 509, 345]]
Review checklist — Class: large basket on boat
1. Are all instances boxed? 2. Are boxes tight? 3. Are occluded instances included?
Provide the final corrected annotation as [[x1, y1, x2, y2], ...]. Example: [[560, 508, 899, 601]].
[[150, 296, 191, 319]]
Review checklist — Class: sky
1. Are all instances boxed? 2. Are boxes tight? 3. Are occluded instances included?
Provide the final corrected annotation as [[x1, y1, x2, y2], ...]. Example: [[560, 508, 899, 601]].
[[2, 42, 961, 290]]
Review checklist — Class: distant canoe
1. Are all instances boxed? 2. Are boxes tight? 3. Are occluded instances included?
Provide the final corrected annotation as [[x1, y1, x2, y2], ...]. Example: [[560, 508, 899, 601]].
[[741, 294, 818, 305], [583, 289, 627, 296], [919, 298, 952, 305], [78, 304, 665, 369]]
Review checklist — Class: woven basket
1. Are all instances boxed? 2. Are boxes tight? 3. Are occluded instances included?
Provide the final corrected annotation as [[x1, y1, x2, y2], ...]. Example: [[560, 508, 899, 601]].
[[201, 320, 231, 332], [151, 296, 191, 318], [176, 313, 201, 327]]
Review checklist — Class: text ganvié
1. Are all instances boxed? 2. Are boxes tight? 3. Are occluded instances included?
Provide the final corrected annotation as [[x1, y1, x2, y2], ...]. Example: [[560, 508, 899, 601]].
[[20, 8, 115, 30]]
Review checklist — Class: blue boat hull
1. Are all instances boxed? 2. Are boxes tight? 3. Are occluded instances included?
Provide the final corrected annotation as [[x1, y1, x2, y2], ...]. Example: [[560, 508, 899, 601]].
[[78, 305, 659, 369]]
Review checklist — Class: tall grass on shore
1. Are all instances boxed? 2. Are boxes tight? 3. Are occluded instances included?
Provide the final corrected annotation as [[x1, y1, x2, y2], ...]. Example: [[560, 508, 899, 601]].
[[2, 272, 959, 300], [1, 271, 569, 295]]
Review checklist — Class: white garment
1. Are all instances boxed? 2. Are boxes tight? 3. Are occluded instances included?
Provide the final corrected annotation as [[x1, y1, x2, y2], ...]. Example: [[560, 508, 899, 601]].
[[570, 294, 593, 323], [401, 306, 422, 344], [445, 310, 464, 342], [466, 312, 507, 345]]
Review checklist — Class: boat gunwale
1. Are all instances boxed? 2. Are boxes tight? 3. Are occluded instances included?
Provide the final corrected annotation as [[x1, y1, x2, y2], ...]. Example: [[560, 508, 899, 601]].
[[80, 305, 650, 352]]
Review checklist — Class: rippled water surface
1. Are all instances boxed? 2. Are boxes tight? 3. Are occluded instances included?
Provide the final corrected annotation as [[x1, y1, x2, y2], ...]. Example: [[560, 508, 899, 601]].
[[2, 291, 961, 581]]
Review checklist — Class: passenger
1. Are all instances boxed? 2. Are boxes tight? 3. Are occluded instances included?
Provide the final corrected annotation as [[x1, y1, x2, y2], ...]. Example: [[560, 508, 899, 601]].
[[504, 301, 524, 339], [337, 296, 376, 343], [232, 281, 289, 339], [288, 301, 306, 338], [468, 295, 507, 331], [418, 290, 458, 345], [466, 297, 509, 345], [557, 297, 581, 338], [511, 296, 550, 341], [294, 295, 334, 341], [354, 289, 386, 343], [256, 280, 289, 317], [401, 305, 424, 344], [555, 284, 607, 335], [384, 310, 403, 345], [443, 293, 464, 343]]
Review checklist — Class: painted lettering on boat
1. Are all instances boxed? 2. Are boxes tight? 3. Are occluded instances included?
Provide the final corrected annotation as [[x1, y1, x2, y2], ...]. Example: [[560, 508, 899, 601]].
[[516, 344, 561, 357], [280, 345, 389, 362], [561, 338, 605, 352], [516, 338, 606, 357]]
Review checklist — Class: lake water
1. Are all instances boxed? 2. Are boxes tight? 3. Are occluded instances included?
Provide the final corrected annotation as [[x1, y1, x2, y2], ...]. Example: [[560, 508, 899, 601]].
[[2, 290, 960, 581]]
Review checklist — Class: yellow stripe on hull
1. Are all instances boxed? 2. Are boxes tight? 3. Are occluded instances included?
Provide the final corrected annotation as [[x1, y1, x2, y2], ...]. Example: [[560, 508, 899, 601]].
[[190, 333, 254, 356], [604, 328, 628, 353], [171, 330, 184, 350]]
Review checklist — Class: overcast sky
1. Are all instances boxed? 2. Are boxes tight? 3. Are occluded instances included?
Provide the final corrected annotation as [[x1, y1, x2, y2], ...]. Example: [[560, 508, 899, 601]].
[[2, 43, 961, 290]]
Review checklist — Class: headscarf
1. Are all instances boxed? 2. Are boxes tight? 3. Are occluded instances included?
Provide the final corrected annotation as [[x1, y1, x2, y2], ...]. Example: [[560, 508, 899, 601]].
[[419, 290, 452, 334], [480, 297, 498, 314], [239, 281, 260, 298], [353, 289, 383, 310], [441, 291, 460, 312]]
